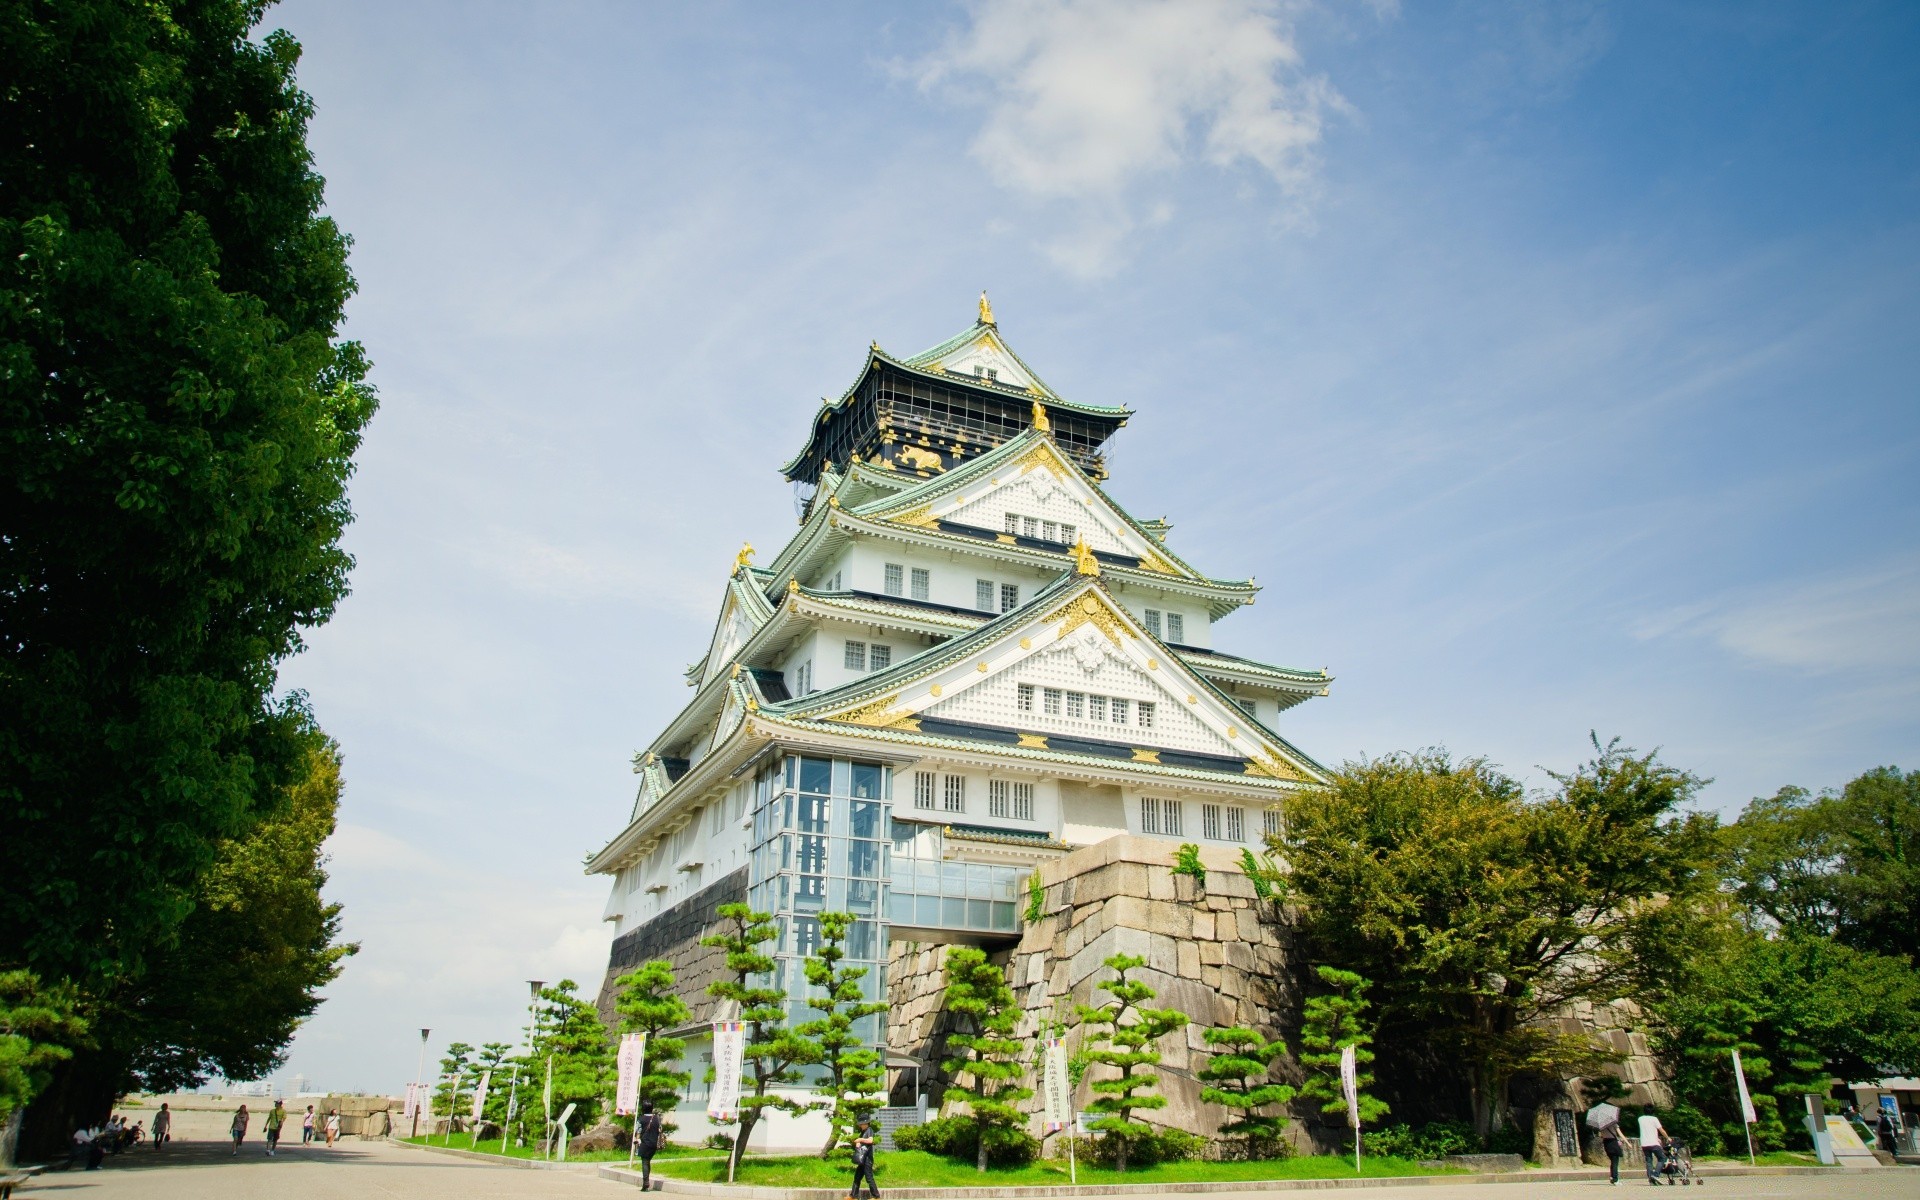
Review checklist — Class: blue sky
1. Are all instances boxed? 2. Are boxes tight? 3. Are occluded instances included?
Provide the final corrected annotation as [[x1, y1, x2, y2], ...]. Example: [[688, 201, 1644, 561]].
[[259, 0, 1919, 1094]]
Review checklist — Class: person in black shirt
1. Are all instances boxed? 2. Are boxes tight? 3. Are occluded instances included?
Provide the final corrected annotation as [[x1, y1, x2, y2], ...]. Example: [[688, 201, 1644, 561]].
[[848, 1120, 879, 1200], [635, 1102, 662, 1191]]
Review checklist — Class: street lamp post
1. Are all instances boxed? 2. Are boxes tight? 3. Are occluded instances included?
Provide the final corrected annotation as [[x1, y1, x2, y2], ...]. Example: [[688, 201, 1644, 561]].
[[411, 1028, 431, 1138]]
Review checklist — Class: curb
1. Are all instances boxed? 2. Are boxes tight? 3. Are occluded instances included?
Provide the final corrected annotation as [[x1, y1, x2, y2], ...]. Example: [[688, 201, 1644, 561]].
[[597, 1163, 1894, 1198], [385, 1136, 604, 1170]]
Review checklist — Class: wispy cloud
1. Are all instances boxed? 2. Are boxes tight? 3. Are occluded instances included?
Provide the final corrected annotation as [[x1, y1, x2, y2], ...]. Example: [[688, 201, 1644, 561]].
[[1632, 555, 1920, 673], [914, 0, 1343, 275]]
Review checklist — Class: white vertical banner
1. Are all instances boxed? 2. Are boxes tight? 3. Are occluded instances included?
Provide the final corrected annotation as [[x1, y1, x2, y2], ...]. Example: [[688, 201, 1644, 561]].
[[708, 1021, 745, 1121], [616, 1033, 646, 1116], [470, 1069, 492, 1125], [1339, 1044, 1360, 1127], [1042, 1038, 1071, 1132], [1340, 1043, 1362, 1172], [403, 1082, 420, 1121], [1732, 1050, 1758, 1124]]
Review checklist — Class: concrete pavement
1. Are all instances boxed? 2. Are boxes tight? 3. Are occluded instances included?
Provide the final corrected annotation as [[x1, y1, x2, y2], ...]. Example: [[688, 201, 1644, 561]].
[[12, 1138, 1913, 1200], [12, 1135, 628, 1200]]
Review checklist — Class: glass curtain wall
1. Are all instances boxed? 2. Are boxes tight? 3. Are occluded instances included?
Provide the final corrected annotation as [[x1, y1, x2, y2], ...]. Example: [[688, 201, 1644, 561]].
[[747, 755, 891, 1046]]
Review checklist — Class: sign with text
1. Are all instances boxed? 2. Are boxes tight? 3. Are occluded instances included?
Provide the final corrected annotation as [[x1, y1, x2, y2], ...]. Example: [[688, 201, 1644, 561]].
[[616, 1033, 647, 1116], [1339, 1044, 1360, 1129], [708, 1021, 745, 1121], [1042, 1037, 1072, 1133]]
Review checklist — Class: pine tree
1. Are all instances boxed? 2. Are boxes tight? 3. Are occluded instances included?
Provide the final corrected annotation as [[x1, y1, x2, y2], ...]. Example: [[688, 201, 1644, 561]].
[[941, 947, 1033, 1171], [1298, 967, 1389, 1131], [1199, 1027, 1294, 1157], [702, 903, 819, 1182], [1073, 953, 1188, 1172], [614, 960, 693, 1133], [797, 912, 887, 1157], [510, 981, 614, 1151], [434, 1043, 475, 1122]]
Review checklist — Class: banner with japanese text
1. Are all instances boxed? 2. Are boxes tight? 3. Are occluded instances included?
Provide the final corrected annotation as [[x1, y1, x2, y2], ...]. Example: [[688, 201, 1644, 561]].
[[708, 1021, 745, 1121]]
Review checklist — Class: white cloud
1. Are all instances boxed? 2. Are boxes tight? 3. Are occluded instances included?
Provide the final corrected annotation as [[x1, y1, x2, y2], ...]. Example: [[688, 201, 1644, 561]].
[[1632, 555, 1920, 673], [916, 0, 1341, 274]]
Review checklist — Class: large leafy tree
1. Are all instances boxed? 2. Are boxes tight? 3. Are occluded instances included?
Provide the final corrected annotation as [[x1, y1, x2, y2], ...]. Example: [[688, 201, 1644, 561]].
[[798, 913, 886, 1157], [1276, 740, 1719, 1135], [701, 903, 818, 1181], [2, 0, 372, 1155], [1647, 930, 1920, 1152], [940, 946, 1030, 1172], [1728, 766, 1919, 961], [1073, 953, 1188, 1172], [614, 960, 692, 1132], [23, 729, 354, 1152]]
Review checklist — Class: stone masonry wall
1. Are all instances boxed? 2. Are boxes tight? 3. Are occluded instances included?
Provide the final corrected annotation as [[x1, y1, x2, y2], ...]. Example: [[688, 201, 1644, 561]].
[[1006, 836, 1304, 1148], [595, 867, 747, 1030], [888, 834, 1670, 1157]]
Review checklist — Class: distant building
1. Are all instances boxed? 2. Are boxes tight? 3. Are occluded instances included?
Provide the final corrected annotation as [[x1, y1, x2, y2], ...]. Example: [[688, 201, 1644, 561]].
[[586, 298, 1333, 1147]]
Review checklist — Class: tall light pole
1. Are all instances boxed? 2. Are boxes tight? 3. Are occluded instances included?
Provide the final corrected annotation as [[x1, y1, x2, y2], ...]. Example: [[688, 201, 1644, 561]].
[[525, 982, 545, 1153], [411, 1028, 431, 1138]]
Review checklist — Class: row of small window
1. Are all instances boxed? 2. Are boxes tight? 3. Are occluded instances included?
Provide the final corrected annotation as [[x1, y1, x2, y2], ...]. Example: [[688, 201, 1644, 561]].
[[843, 641, 893, 672], [1017, 684, 1155, 729], [1142, 609, 1186, 643], [912, 772, 1036, 821], [882, 563, 931, 600], [1003, 513, 1079, 545], [1140, 797, 1283, 841]]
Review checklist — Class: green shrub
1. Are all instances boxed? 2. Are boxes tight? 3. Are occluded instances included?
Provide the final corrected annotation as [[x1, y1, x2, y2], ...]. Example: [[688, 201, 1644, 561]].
[[1367, 1120, 1479, 1160], [1073, 1127, 1206, 1167], [891, 1115, 1039, 1167], [1483, 1123, 1531, 1157], [1173, 843, 1206, 885], [1025, 872, 1046, 923], [703, 1131, 735, 1152]]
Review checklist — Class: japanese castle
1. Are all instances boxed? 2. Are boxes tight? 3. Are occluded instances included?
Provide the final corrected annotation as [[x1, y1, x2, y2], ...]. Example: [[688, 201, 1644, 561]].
[[586, 296, 1333, 1141]]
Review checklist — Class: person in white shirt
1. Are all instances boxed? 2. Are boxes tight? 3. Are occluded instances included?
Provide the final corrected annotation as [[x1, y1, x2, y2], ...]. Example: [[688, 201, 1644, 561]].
[[1638, 1113, 1670, 1184]]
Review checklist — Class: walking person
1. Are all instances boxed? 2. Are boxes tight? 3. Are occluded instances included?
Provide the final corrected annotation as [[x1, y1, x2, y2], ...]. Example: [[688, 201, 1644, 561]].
[[302, 1104, 315, 1145], [152, 1103, 171, 1151], [230, 1104, 251, 1156], [847, 1120, 880, 1200], [324, 1108, 340, 1147], [1637, 1112, 1670, 1185], [635, 1102, 662, 1191], [1597, 1112, 1625, 1186], [264, 1099, 286, 1155]]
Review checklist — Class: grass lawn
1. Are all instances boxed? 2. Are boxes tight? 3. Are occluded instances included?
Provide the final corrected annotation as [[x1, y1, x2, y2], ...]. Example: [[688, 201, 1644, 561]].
[[404, 1132, 721, 1163], [659, 1149, 1459, 1188], [1694, 1151, 1824, 1167]]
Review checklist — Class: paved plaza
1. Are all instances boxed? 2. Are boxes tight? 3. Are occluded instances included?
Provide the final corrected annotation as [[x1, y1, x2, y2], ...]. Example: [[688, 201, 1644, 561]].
[[11, 1137, 1917, 1200]]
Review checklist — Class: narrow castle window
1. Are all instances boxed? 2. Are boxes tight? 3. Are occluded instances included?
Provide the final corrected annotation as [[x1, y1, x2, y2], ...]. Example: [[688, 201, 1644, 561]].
[[884, 563, 903, 596], [910, 567, 930, 600]]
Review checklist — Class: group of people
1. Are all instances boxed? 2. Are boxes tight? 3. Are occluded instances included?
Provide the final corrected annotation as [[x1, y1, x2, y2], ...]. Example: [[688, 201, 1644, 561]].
[[67, 1112, 146, 1169], [228, 1100, 341, 1154]]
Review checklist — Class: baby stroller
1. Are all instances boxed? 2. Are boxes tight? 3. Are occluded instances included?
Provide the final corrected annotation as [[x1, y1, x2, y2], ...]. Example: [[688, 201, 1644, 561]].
[[1655, 1141, 1701, 1186]]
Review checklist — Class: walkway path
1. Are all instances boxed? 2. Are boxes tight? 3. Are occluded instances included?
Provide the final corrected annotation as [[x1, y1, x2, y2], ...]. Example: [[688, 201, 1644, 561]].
[[13, 1136, 626, 1200], [12, 1139, 1913, 1200]]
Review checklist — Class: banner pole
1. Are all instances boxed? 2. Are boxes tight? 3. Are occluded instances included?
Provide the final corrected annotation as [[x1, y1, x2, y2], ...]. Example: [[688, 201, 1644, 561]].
[[500, 1066, 518, 1157]]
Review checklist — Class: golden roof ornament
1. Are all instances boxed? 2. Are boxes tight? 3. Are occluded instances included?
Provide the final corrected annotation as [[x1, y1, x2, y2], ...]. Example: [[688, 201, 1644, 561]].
[[978, 290, 995, 326], [1031, 401, 1051, 434], [735, 542, 755, 569], [1070, 538, 1100, 577]]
